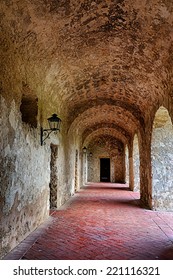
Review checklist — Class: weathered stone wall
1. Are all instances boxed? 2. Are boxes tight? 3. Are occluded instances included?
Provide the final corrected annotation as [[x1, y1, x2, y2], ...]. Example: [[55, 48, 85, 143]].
[[133, 134, 140, 192], [0, 94, 76, 259], [87, 146, 107, 182], [151, 106, 173, 210], [0, 96, 50, 258]]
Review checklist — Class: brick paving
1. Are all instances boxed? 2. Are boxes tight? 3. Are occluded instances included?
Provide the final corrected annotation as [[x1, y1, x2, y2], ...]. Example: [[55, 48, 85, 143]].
[[4, 183, 173, 260]]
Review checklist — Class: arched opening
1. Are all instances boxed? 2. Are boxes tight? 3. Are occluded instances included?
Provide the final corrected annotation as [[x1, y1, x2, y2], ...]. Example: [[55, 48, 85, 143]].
[[133, 134, 140, 192], [151, 106, 173, 210]]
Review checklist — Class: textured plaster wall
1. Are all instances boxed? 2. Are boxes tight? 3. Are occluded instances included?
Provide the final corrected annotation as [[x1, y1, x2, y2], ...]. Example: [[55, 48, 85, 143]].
[[87, 146, 107, 182], [151, 107, 173, 210], [0, 96, 50, 258], [133, 135, 140, 192], [0, 95, 75, 259]]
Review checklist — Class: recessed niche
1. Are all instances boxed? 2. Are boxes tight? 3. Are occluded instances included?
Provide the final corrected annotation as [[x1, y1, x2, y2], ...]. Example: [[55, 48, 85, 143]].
[[20, 93, 38, 128]]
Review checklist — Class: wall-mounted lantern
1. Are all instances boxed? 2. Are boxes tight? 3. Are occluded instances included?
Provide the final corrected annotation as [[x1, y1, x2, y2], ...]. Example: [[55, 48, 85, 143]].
[[41, 114, 61, 145], [89, 152, 93, 157], [83, 147, 87, 153]]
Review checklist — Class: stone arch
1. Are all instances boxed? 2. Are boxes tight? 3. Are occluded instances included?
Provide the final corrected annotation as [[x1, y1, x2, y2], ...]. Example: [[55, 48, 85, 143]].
[[133, 134, 140, 192], [68, 105, 139, 137], [83, 131, 126, 183], [151, 106, 173, 210], [83, 128, 127, 148], [82, 122, 131, 144], [67, 98, 145, 129]]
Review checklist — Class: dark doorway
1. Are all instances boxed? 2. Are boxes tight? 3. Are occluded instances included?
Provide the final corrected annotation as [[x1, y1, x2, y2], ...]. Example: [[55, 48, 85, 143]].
[[100, 158, 110, 182]]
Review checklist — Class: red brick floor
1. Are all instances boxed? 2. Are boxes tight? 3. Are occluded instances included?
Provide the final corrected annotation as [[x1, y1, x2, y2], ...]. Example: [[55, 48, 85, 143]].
[[4, 183, 173, 260]]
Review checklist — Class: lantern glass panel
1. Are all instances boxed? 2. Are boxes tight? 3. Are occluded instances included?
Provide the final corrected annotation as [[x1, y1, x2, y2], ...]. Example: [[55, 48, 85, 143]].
[[48, 114, 61, 130]]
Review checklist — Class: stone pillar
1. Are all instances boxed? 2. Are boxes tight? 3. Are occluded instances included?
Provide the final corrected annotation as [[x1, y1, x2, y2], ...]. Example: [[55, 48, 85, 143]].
[[113, 151, 126, 183], [138, 130, 152, 208], [129, 144, 134, 191], [82, 152, 88, 185], [74, 150, 79, 192], [133, 134, 140, 192], [151, 107, 173, 210], [125, 145, 129, 185]]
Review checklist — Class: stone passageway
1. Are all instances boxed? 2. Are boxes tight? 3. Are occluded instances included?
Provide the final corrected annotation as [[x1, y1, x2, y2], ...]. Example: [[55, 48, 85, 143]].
[[2, 0, 173, 259], [4, 183, 173, 260]]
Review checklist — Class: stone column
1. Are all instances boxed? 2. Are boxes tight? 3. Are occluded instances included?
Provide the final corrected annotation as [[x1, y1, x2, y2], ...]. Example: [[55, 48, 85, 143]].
[[129, 144, 134, 191], [138, 130, 152, 208], [151, 107, 173, 210], [125, 145, 129, 185], [133, 134, 140, 192], [82, 152, 88, 185]]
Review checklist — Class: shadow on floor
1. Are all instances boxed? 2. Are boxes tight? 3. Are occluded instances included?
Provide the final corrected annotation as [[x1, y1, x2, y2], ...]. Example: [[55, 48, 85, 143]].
[[56, 197, 142, 210], [82, 185, 130, 191]]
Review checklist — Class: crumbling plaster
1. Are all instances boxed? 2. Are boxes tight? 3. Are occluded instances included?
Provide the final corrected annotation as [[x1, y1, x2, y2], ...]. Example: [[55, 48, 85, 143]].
[[0, 95, 49, 257], [0, 93, 77, 259]]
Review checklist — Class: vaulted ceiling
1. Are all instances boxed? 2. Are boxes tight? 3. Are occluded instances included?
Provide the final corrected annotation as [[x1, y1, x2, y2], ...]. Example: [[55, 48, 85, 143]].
[[1, 0, 173, 148]]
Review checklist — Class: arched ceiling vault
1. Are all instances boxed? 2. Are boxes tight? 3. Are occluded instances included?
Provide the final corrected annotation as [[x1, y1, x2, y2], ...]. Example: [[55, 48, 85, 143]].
[[87, 134, 124, 156], [67, 98, 145, 128], [83, 128, 127, 147], [68, 105, 139, 139], [1, 0, 173, 143], [82, 122, 131, 144]]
